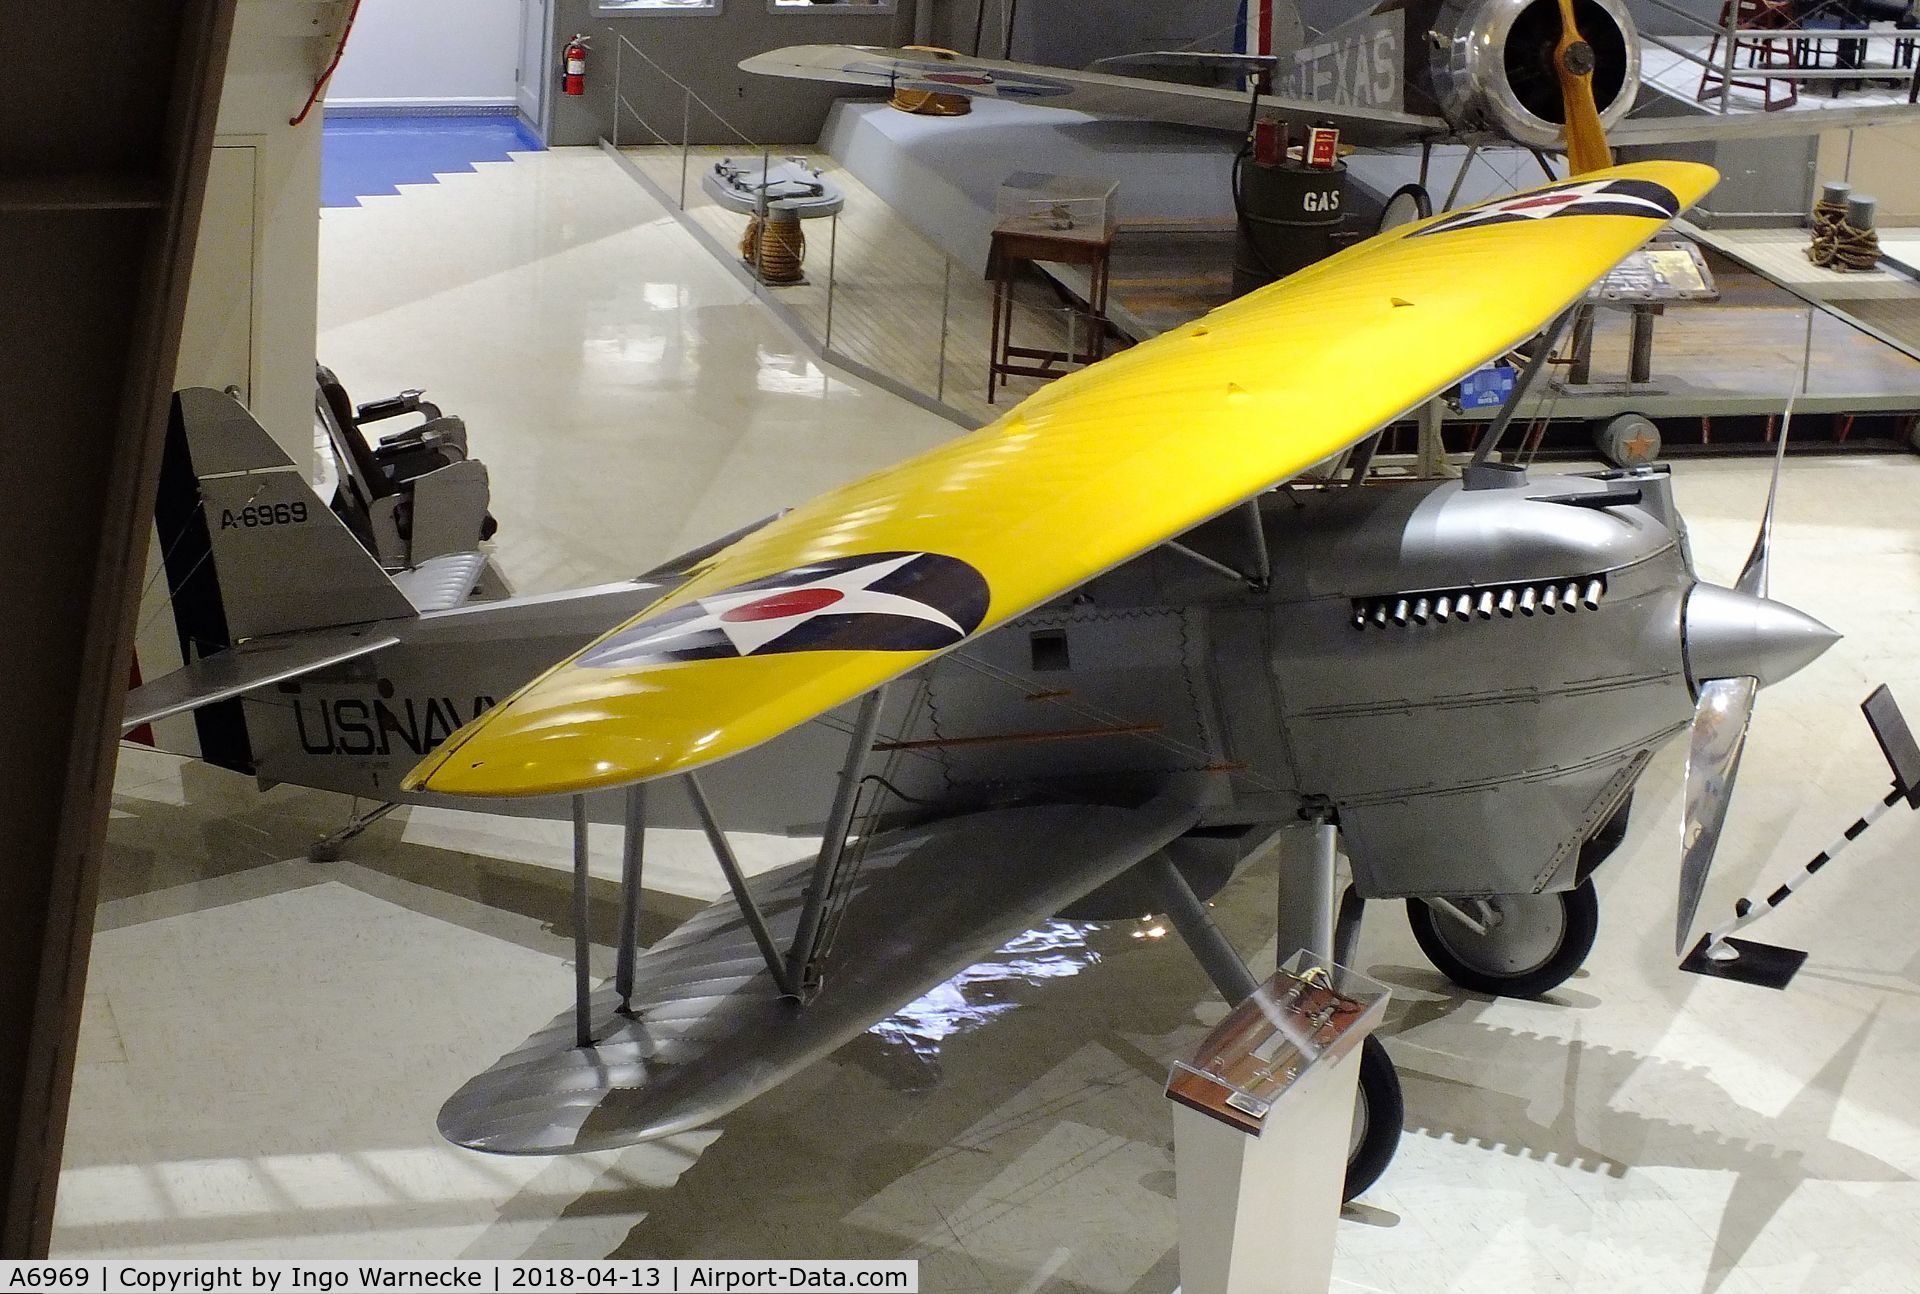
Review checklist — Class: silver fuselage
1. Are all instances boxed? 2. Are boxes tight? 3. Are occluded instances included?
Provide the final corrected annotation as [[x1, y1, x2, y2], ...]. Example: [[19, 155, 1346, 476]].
[[238, 467, 1708, 901]]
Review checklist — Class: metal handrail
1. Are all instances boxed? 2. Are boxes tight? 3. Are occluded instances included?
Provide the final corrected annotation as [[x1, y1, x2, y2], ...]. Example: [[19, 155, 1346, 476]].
[[1641, 0, 1920, 110], [1645, 0, 1920, 38], [1644, 30, 1733, 70], [1642, 0, 1733, 36], [603, 31, 1110, 423], [614, 30, 760, 150], [1726, 24, 1915, 38], [1646, 23, 1917, 108]]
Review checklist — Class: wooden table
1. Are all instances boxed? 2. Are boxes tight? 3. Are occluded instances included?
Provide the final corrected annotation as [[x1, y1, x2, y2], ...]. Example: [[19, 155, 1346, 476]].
[[987, 226, 1113, 403]]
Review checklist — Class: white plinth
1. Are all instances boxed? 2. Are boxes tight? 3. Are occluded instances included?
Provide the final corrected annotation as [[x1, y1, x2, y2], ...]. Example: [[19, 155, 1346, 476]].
[[1170, 1039, 1360, 1294]]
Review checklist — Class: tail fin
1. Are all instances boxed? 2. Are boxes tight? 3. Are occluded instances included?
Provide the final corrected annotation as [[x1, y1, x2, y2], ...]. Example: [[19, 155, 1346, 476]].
[[1245, 0, 1306, 58], [174, 386, 417, 641]]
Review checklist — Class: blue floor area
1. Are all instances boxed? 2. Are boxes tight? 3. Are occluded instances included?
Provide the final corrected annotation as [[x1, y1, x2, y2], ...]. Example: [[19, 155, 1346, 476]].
[[322, 114, 543, 209]]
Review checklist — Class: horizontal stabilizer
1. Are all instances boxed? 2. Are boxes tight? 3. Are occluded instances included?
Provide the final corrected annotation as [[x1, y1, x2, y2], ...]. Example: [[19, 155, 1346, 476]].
[[438, 798, 1200, 1154], [390, 551, 491, 613], [123, 626, 400, 731]]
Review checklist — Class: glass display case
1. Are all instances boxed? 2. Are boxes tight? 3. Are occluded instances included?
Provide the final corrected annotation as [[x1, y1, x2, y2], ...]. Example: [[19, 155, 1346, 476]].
[[1166, 953, 1389, 1134], [994, 172, 1119, 243]]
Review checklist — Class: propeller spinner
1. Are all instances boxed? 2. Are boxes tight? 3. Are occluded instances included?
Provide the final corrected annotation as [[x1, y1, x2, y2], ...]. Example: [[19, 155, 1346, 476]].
[[1548, 0, 1817, 953], [1673, 426, 1840, 955]]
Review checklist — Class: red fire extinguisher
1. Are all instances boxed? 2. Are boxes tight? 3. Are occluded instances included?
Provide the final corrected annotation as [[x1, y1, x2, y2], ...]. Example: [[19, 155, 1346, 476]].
[[563, 34, 589, 97]]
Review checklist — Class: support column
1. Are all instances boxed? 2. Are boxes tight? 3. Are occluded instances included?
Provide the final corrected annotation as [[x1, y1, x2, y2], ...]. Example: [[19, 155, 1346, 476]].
[[1629, 306, 1657, 385], [0, 0, 236, 1255], [1415, 399, 1448, 479], [1568, 306, 1597, 385], [1275, 819, 1339, 965]]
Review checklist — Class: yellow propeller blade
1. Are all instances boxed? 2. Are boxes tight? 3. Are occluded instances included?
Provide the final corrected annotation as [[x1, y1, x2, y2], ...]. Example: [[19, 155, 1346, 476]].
[[1555, 0, 1614, 174]]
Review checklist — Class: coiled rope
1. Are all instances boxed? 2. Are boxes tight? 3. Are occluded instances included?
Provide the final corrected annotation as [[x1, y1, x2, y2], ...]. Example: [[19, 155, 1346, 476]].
[[1808, 196, 1879, 272], [740, 213, 806, 284]]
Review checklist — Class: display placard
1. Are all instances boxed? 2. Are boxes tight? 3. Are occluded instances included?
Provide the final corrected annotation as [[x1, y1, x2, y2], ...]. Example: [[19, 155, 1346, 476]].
[[1165, 953, 1389, 1134], [1587, 240, 1718, 304]]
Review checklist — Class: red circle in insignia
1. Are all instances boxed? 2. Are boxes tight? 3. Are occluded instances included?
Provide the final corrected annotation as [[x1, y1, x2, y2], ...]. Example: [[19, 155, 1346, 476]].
[[1506, 193, 1581, 212], [720, 588, 845, 622]]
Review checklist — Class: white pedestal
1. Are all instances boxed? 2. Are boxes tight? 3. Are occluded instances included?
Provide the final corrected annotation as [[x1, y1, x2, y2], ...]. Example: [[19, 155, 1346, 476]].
[[1171, 1042, 1361, 1294]]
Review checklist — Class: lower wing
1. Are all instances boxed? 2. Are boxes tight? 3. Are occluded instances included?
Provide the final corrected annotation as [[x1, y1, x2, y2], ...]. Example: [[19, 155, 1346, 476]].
[[440, 798, 1199, 1153]]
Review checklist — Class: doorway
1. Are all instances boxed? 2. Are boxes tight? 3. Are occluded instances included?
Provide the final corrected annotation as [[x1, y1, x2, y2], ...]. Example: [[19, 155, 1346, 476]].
[[516, 0, 552, 136]]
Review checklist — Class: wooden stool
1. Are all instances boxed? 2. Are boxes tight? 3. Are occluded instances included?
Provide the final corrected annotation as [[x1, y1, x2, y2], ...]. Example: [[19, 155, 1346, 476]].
[[987, 227, 1113, 404], [1700, 0, 1801, 109]]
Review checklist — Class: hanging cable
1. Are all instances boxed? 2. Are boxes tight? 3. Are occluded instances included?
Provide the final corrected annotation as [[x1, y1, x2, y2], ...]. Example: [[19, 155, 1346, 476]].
[[290, 0, 364, 127]]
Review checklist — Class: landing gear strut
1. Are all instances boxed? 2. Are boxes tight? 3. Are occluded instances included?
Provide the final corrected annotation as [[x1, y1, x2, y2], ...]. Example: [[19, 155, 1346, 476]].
[[1402, 792, 1627, 998], [307, 799, 399, 862], [1271, 819, 1403, 1201], [1156, 818, 1406, 1200]]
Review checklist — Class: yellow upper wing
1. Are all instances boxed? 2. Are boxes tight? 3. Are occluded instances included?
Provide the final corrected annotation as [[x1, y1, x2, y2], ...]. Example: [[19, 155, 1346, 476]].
[[407, 160, 1716, 798]]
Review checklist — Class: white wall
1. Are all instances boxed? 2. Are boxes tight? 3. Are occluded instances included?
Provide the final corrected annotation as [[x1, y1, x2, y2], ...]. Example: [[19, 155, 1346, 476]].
[[150, 0, 334, 752], [183, 0, 327, 468], [1819, 123, 1920, 228], [326, 0, 521, 109]]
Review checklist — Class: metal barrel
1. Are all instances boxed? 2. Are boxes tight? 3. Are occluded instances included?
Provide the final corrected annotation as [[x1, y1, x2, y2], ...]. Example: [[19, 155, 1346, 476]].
[[1232, 159, 1347, 297]]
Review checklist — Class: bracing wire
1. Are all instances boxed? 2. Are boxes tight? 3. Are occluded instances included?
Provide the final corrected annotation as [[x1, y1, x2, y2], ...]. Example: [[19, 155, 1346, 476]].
[[812, 680, 934, 974], [134, 474, 281, 639]]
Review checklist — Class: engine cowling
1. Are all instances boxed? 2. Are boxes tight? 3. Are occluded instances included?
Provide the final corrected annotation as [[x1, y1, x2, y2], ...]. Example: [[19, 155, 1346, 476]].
[[1426, 0, 1639, 151]]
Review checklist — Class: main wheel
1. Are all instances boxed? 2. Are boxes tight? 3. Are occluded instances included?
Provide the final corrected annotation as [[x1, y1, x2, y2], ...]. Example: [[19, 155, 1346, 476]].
[[1345, 1035, 1402, 1200], [1377, 183, 1433, 234], [1405, 881, 1600, 998]]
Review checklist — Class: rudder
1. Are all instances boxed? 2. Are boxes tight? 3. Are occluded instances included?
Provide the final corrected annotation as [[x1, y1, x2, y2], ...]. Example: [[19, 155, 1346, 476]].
[[174, 386, 417, 641]]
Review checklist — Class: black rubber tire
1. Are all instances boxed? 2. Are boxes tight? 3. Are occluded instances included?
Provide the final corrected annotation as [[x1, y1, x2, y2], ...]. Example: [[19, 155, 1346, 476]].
[[1345, 1035, 1402, 1201], [1405, 881, 1600, 999], [1376, 183, 1434, 234]]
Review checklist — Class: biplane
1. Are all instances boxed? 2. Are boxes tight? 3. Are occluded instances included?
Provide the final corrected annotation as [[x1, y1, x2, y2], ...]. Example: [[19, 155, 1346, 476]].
[[743, 0, 1920, 167], [130, 1, 1839, 1198]]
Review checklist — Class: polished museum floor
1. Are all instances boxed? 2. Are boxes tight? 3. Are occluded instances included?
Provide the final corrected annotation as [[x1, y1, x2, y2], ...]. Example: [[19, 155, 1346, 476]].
[[60, 145, 1920, 1292]]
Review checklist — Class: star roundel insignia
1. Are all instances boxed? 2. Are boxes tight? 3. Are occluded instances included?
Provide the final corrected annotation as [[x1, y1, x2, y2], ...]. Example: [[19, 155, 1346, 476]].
[[581, 552, 992, 670], [1409, 179, 1681, 240]]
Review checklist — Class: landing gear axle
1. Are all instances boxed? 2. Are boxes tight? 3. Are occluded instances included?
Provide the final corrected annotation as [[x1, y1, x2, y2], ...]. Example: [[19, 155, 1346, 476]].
[[1407, 880, 1599, 999]]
